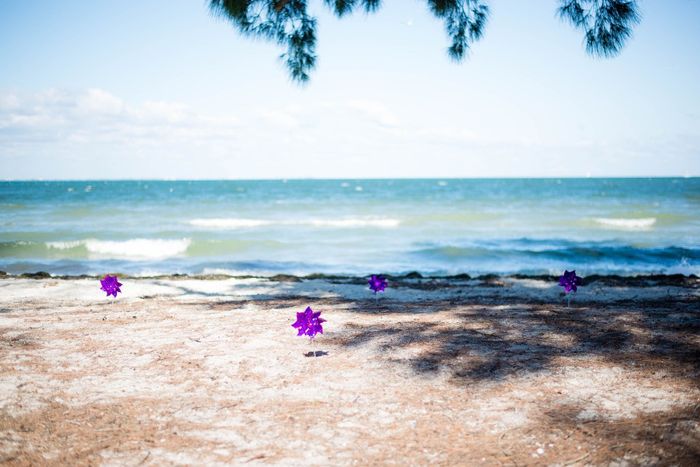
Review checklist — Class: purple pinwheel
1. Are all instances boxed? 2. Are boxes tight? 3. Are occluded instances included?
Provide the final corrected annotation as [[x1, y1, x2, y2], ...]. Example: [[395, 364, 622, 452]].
[[291, 306, 326, 339], [100, 274, 122, 297], [368, 274, 388, 294], [558, 270, 582, 294]]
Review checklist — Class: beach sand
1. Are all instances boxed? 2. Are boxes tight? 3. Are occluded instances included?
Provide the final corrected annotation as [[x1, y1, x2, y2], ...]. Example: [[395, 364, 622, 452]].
[[1, 274, 698, 465]]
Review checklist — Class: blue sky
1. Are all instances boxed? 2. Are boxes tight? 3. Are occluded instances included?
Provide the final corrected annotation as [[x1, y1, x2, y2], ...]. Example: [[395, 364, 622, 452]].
[[1, 0, 698, 179]]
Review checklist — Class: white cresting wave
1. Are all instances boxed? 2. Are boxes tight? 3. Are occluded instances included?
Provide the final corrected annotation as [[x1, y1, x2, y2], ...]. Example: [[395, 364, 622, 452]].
[[189, 217, 401, 229], [594, 217, 657, 231], [46, 240, 83, 250], [48, 238, 191, 259], [190, 218, 272, 228]]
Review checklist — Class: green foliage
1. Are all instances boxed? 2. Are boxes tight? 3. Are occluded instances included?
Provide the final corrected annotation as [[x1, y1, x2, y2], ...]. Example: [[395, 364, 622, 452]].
[[323, 0, 382, 17], [210, 0, 640, 83], [425, 0, 489, 61], [209, 0, 317, 82], [558, 0, 641, 58]]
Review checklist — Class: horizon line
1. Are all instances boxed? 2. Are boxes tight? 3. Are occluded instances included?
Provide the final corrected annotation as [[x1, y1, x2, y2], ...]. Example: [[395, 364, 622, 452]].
[[1, 175, 698, 182]]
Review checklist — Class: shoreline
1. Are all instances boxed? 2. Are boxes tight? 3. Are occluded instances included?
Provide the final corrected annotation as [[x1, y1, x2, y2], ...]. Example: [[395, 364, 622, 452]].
[[2, 270, 698, 288]]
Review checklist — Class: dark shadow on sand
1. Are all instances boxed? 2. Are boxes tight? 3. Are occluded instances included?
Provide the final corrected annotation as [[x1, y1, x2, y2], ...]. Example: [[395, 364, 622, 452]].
[[126, 276, 700, 385], [328, 297, 700, 384], [304, 350, 328, 358]]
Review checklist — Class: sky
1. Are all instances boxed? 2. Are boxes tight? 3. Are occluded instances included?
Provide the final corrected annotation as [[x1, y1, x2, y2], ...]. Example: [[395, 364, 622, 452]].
[[0, 0, 699, 179]]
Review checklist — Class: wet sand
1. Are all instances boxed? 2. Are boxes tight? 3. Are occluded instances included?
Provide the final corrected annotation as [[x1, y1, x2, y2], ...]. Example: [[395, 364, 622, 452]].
[[1, 275, 698, 465]]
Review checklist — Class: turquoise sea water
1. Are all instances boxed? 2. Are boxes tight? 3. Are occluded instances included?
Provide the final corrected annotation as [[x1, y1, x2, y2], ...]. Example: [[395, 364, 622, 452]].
[[1, 179, 698, 276]]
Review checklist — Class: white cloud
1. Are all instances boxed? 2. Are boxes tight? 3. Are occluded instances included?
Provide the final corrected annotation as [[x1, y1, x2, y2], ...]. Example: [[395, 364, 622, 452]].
[[0, 94, 20, 110], [2, 88, 684, 179], [0, 88, 240, 147], [257, 109, 300, 129], [139, 101, 183, 121], [416, 127, 479, 145], [345, 99, 400, 127], [77, 88, 125, 115]]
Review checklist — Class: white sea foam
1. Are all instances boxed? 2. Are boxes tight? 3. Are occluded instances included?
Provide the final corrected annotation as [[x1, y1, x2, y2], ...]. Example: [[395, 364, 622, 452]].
[[665, 257, 698, 275], [594, 217, 656, 230], [46, 238, 191, 259], [189, 218, 400, 229], [47, 240, 84, 250], [84, 238, 191, 259], [189, 218, 272, 229]]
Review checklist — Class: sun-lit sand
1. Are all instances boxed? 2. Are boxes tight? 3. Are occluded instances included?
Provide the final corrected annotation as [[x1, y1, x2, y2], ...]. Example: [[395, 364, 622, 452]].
[[1, 275, 698, 465]]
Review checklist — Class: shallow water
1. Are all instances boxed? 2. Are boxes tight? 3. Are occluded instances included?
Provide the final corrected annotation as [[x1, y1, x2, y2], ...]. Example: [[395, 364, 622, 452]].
[[1, 178, 698, 276]]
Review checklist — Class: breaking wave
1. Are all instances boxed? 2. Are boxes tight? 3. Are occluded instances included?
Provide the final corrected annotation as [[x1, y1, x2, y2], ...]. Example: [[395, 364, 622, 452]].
[[188, 217, 400, 229], [594, 217, 656, 230], [45, 238, 192, 259], [189, 218, 272, 229]]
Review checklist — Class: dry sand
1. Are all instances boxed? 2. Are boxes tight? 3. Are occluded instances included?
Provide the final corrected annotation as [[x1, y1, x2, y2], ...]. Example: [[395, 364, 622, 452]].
[[0, 275, 698, 466]]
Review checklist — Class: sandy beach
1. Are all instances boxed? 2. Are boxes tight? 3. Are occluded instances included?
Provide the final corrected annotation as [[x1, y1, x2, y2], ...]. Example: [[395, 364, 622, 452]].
[[0, 274, 698, 465]]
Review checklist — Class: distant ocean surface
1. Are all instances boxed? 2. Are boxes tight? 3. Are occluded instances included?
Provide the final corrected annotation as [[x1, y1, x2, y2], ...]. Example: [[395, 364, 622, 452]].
[[1, 179, 698, 277]]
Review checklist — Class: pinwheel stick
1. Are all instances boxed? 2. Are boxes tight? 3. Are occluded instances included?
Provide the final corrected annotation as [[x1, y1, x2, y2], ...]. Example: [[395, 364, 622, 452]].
[[309, 337, 320, 357]]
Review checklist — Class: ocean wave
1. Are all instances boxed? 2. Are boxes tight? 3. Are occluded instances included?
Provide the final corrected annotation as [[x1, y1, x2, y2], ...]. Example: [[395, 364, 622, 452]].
[[406, 242, 700, 276], [47, 240, 84, 250], [413, 243, 700, 263], [189, 217, 400, 229], [83, 238, 191, 259], [2, 239, 699, 276], [0, 240, 65, 258], [594, 217, 656, 230], [3, 238, 281, 260], [44, 238, 191, 259], [189, 218, 272, 229]]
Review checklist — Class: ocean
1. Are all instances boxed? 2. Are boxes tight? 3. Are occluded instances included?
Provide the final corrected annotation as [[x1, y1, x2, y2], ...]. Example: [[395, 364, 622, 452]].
[[1, 178, 698, 277]]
